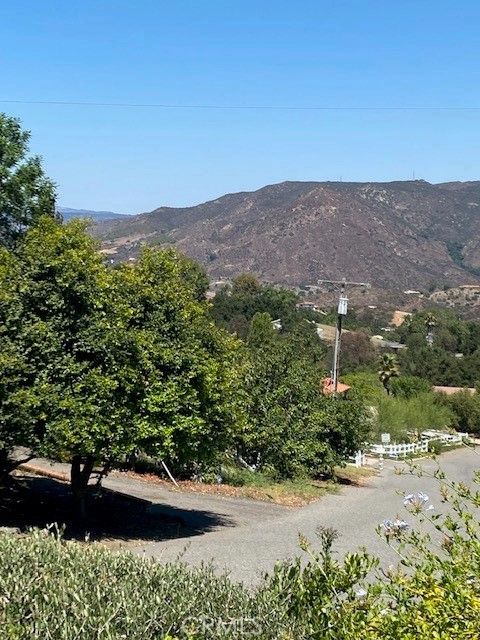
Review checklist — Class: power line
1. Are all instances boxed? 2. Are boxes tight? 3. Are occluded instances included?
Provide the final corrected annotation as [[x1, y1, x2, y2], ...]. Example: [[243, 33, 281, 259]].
[[1, 99, 480, 111]]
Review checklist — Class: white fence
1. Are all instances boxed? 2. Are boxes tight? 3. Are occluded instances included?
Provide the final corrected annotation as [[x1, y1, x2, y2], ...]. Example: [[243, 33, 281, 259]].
[[369, 430, 468, 460], [421, 430, 468, 445], [349, 450, 367, 467], [352, 430, 469, 465], [370, 441, 428, 458]]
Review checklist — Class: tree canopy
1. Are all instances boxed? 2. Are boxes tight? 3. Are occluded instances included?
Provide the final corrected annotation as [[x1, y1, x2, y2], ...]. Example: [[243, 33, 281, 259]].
[[0, 217, 244, 514], [238, 312, 370, 478], [0, 113, 57, 248], [211, 274, 306, 337]]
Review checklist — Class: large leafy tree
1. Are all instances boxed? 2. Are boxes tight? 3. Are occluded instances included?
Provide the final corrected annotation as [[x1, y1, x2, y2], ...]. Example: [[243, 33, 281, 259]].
[[111, 248, 245, 473], [238, 313, 369, 478], [0, 113, 57, 248], [0, 248, 41, 480], [0, 217, 244, 516]]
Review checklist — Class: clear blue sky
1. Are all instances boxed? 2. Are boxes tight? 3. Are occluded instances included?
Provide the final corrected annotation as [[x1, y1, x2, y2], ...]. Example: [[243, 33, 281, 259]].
[[1, 1, 480, 213]]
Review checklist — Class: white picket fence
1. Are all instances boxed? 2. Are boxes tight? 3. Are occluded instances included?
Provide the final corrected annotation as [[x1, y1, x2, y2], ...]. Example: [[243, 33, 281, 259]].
[[352, 430, 469, 465], [369, 430, 468, 460], [349, 450, 367, 467], [370, 441, 428, 458], [421, 430, 468, 444]]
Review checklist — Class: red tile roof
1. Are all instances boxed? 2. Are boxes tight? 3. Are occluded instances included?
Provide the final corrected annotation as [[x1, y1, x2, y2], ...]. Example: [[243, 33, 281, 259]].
[[322, 377, 351, 395]]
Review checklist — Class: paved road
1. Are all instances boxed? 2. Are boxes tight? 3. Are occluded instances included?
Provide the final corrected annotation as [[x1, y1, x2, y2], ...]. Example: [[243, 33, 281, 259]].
[[23, 448, 480, 585], [131, 447, 479, 584]]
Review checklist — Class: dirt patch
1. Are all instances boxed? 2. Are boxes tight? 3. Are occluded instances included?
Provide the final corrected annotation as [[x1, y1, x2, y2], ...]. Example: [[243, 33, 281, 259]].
[[114, 470, 368, 507]]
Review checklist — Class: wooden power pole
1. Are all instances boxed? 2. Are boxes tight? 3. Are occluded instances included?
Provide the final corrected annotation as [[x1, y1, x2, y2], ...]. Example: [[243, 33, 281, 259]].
[[317, 278, 370, 393]]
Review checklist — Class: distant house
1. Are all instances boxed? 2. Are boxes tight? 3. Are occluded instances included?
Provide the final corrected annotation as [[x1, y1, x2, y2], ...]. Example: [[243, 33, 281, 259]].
[[370, 336, 407, 351], [321, 377, 351, 395]]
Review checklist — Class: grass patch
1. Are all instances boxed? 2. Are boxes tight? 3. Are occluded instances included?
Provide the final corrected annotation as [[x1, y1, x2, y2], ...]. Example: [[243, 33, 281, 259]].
[[334, 465, 377, 484]]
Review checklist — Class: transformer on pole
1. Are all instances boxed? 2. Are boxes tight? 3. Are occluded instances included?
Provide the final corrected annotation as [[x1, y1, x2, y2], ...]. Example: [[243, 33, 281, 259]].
[[317, 277, 370, 394]]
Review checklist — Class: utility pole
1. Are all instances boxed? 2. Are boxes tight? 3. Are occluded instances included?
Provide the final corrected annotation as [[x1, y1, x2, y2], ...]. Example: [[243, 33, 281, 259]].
[[317, 277, 371, 393]]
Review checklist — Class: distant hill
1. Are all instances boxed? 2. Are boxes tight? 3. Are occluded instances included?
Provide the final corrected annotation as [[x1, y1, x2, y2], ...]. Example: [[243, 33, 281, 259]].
[[93, 180, 480, 291], [59, 207, 128, 222]]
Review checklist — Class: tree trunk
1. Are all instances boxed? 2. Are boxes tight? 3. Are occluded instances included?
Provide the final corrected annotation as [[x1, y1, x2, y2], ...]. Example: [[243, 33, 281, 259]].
[[0, 449, 34, 486], [0, 449, 11, 486], [70, 455, 94, 520]]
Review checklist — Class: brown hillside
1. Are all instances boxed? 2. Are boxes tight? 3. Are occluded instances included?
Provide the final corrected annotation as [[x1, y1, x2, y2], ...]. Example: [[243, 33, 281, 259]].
[[94, 180, 480, 290]]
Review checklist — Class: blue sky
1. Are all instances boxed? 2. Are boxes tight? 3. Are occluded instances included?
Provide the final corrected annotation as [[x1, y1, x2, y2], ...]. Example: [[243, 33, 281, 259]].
[[1, 1, 480, 212]]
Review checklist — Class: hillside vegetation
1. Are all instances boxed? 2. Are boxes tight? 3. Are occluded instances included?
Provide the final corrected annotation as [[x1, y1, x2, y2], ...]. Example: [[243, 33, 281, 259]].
[[94, 179, 480, 291]]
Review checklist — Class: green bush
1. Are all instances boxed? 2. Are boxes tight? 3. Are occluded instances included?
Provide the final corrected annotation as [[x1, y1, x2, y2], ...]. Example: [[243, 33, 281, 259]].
[[0, 528, 291, 640], [374, 392, 455, 441], [427, 439, 443, 455], [389, 375, 431, 399]]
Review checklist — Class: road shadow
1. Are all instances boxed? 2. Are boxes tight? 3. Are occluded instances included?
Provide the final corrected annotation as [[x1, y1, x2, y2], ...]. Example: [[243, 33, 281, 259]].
[[0, 475, 235, 542]]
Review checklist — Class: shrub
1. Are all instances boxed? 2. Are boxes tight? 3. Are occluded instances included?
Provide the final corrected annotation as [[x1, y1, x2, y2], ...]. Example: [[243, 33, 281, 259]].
[[0, 528, 292, 640], [389, 375, 431, 399], [374, 392, 455, 441]]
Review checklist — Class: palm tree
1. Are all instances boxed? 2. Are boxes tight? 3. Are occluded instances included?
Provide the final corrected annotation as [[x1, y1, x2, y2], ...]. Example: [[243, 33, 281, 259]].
[[424, 313, 436, 346], [378, 353, 400, 394]]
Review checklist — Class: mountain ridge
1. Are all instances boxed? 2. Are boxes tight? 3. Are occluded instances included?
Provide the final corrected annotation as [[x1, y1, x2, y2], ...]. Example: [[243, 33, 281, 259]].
[[93, 180, 480, 291], [59, 207, 128, 222]]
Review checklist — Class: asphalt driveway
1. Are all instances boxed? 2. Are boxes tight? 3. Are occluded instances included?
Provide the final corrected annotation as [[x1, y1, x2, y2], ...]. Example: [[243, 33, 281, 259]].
[[130, 447, 480, 584]]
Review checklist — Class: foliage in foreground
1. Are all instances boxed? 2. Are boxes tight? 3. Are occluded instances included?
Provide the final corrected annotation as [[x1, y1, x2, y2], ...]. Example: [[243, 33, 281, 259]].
[[1, 466, 479, 639], [0, 217, 245, 514]]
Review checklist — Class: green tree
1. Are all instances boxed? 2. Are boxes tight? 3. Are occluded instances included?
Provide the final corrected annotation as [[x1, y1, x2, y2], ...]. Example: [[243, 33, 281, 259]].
[[388, 375, 431, 399], [341, 371, 385, 403], [113, 248, 246, 474], [0, 113, 57, 248], [375, 393, 454, 441], [339, 331, 376, 373], [0, 249, 42, 480], [211, 275, 302, 337], [0, 217, 244, 516], [397, 309, 480, 386], [239, 313, 369, 478], [231, 273, 262, 296], [378, 353, 400, 394], [436, 389, 480, 435]]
